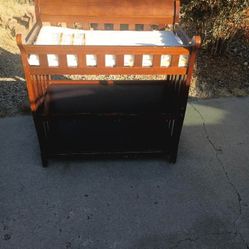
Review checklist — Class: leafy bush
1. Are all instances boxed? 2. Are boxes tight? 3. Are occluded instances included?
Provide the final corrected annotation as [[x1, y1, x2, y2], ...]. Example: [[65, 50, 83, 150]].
[[181, 0, 249, 55]]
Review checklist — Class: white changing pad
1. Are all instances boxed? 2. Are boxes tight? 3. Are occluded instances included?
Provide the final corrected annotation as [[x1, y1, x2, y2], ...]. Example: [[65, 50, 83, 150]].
[[29, 26, 187, 67]]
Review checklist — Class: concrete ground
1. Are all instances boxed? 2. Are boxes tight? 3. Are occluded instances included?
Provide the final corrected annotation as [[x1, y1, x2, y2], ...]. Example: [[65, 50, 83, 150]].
[[0, 97, 249, 249]]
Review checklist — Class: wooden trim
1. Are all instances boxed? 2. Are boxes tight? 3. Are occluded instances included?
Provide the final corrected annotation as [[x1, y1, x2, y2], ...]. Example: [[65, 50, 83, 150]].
[[186, 35, 201, 86], [24, 45, 190, 55], [171, 55, 180, 67], [37, 0, 176, 25], [174, 0, 180, 24], [16, 34, 38, 111], [40, 15, 175, 25], [29, 66, 187, 75], [48, 79, 184, 85], [116, 55, 123, 67], [25, 22, 42, 44], [34, 0, 41, 23], [153, 55, 161, 67], [49, 80, 102, 85], [134, 55, 143, 67]]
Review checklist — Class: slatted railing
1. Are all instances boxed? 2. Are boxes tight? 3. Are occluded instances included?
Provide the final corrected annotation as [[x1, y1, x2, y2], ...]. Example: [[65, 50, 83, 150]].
[[17, 30, 200, 112], [24, 45, 189, 75]]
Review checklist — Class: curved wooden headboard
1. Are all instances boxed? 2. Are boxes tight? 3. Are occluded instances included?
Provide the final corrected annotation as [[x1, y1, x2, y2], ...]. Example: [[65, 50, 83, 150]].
[[35, 0, 180, 25]]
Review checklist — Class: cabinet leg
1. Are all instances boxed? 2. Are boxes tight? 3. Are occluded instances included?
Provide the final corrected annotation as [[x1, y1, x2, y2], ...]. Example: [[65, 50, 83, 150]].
[[41, 154, 48, 168], [169, 152, 177, 164]]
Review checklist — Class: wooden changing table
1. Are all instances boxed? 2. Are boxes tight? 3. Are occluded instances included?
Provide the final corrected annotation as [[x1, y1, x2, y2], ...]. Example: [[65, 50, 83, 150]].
[[17, 0, 201, 167]]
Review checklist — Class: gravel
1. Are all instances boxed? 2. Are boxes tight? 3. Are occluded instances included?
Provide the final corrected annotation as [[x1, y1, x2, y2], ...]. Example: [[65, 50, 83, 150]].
[[0, 33, 28, 116]]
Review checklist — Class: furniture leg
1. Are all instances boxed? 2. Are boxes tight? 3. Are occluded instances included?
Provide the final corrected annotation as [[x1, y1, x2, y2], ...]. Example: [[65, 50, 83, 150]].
[[41, 153, 48, 167], [169, 114, 185, 163], [32, 113, 48, 167]]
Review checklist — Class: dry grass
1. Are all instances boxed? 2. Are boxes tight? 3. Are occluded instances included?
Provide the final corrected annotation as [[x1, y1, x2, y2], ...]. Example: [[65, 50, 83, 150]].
[[0, 0, 34, 53], [0, 0, 32, 17], [0, 0, 34, 116]]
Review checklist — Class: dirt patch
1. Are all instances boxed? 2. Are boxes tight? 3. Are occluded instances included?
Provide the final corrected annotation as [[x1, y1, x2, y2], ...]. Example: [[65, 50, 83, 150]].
[[190, 44, 249, 98], [0, 0, 33, 116]]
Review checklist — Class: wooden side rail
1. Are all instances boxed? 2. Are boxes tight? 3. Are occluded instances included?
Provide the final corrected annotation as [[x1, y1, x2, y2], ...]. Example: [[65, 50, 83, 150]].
[[25, 22, 42, 44]]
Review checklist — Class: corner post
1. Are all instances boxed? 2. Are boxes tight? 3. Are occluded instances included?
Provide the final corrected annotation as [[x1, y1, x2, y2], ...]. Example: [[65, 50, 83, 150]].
[[16, 34, 37, 112]]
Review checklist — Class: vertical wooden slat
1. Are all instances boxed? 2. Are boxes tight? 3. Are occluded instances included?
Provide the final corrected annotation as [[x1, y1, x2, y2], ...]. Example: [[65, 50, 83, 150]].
[[153, 55, 161, 67], [59, 54, 67, 67], [36, 74, 45, 96], [46, 75, 51, 88], [34, 75, 43, 107], [129, 24, 135, 30], [36, 75, 41, 96], [35, 75, 42, 95], [134, 54, 142, 67], [114, 23, 120, 30], [31, 75, 38, 100], [171, 55, 179, 67], [42, 75, 47, 94], [116, 55, 123, 67], [39, 54, 48, 67], [97, 54, 105, 68], [78, 53, 86, 68]]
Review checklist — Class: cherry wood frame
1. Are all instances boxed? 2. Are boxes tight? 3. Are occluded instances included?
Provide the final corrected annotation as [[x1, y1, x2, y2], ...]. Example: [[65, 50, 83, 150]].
[[17, 0, 201, 167]]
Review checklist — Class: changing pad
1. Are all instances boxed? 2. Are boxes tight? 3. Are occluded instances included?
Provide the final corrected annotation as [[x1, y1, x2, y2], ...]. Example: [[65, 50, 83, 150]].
[[28, 26, 186, 67]]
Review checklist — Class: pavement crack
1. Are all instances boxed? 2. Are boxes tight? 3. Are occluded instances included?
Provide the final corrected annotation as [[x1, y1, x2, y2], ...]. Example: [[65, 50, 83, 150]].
[[190, 103, 222, 153], [232, 230, 249, 249], [169, 237, 199, 249], [190, 102, 248, 247]]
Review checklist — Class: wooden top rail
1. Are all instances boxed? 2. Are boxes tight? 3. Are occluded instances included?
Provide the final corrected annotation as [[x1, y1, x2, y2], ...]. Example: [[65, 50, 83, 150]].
[[35, 0, 180, 26], [23, 45, 190, 55]]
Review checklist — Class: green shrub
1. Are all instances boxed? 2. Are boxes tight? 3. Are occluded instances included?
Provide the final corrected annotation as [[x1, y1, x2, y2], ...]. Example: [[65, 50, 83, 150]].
[[181, 0, 249, 55]]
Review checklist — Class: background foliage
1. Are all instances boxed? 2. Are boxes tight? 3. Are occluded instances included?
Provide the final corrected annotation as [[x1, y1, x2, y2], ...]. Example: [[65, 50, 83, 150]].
[[181, 0, 249, 55]]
